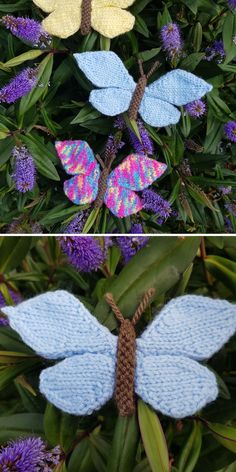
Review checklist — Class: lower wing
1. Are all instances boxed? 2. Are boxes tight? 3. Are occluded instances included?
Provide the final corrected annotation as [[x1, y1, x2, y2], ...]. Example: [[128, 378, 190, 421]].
[[139, 95, 181, 127], [104, 186, 142, 218], [90, 88, 132, 116], [135, 354, 218, 418], [40, 353, 116, 415], [64, 174, 99, 205], [92, 7, 135, 38]]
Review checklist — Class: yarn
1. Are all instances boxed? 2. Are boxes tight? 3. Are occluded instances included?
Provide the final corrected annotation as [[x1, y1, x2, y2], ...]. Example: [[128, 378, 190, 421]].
[[33, 0, 136, 39], [3, 291, 236, 418]]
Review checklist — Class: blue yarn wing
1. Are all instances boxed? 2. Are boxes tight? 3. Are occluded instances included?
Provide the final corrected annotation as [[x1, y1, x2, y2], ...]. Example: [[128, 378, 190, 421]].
[[146, 69, 213, 106], [139, 96, 181, 127], [40, 353, 116, 415], [136, 295, 236, 361], [2, 291, 117, 360], [74, 51, 135, 116], [135, 353, 218, 418]]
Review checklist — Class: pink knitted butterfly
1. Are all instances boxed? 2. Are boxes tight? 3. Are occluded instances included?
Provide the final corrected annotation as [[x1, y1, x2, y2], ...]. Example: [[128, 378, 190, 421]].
[[55, 140, 167, 218]]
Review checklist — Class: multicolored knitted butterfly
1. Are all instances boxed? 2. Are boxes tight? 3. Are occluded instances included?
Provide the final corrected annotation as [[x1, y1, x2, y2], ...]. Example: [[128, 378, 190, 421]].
[[74, 51, 213, 127], [33, 0, 136, 39], [55, 140, 167, 218], [3, 291, 236, 418]]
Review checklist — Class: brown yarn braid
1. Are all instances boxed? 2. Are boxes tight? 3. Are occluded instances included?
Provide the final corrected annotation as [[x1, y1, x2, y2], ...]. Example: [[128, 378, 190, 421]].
[[128, 60, 160, 121], [80, 0, 92, 36], [93, 153, 116, 209], [105, 289, 155, 416]]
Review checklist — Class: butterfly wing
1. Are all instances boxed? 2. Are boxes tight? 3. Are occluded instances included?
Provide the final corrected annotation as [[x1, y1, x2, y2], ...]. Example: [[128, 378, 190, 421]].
[[34, 0, 82, 38], [146, 69, 213, 106], [90, 88, 133, 116], [40, 353, 116, 415], [104, 154, 167, 217], [135, 354, 218, 418], [91, 2, 135, 39], [55, 140, 100, 205], [137, 295, 236, 361], [2, 291, 117, 360], [139, 95, 181, 127]]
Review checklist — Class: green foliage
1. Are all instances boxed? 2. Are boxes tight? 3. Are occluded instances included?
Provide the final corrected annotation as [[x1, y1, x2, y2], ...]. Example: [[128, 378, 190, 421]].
[[0, 236, 235, 470], [0, 1, 235, 233]]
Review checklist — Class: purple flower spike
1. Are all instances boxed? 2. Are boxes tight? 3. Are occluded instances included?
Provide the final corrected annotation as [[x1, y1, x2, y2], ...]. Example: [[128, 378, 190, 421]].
[[12, 146, 36, 193], [205, 40, 225, 63], [161, 23, 183, 58], [0, 288, 22, 326], [224, 121, 236, 142], [2, 15, 52, 48], [0, 67, 38, 104], [59, 236, 106, 272], [0, 437, 61, 471], [225, 202, 236, 217], [128, 120, 154, 155], [142, 189, 172, 225], [116, 224, 148, 264], [228, 0, 236, 10], [185, 100, 206, 118]]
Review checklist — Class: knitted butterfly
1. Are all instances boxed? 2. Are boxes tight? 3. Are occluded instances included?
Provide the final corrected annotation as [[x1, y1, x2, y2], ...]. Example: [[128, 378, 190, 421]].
[[3, 291, 236, 418], [55, 140, 167, 218], [33, 0, 136, 39], [74, 51, 213, 127]]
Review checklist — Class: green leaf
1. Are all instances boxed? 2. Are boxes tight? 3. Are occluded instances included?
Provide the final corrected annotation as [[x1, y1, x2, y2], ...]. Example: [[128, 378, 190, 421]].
[[44, 403, 78, 452], [206, 421, 236, 453], [0, 237, 32, 273], [94, 237, 201, 330], [21, 134, 60, 181], [178, 421, 202, 472], [138, 400, 169, 472], [68, 439, 94, 472], [0, 413, 44, 441], [1, 50, 44, 69], [204, 255, 236, 293], [107, 415, 139, 472], [223, 12, 236, 64]]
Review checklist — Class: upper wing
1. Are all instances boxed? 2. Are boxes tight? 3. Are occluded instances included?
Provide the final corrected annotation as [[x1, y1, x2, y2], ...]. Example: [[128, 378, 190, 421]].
[[107, 154, 167, 191], [139, 95, 181, 127], [135, 354, 218, 418], [74, 52, 136, 90], [91, 8, 135, 39], [146, 69, 213, 106], [2, 291, 117, 360], [34, 1, 82, 38], [64, 174, 98, 205], [90, 88, 132, 116], [40, 353, 115, 415], [137, 295, 236, 361], [104, 186, 143, 217], [55, 140, 100, 179]]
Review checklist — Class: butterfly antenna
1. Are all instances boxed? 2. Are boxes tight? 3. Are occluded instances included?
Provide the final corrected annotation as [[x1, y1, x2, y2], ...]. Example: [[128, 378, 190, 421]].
[[146, 61, 161, 80], [105, 293, 125, 324], [95, 154, 105, 169], [132, 288, 155, 326], [138, 59, 145, 77]]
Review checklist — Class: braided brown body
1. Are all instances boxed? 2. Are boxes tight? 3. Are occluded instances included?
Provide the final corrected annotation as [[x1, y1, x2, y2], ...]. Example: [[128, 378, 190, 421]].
[[115, 319, 136, 416], [80, 0, 92, 36], [128, 76, 147, 121], [94, 168, 109, 209]]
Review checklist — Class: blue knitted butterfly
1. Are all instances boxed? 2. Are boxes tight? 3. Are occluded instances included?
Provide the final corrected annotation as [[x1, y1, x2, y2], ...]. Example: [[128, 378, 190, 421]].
[[74, 51, 213, 127], [3, 291, 236, 418]]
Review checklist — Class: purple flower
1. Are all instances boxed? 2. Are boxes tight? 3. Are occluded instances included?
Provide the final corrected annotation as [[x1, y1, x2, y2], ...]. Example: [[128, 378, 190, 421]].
[[64, 212, 88, 234], [114, 116, 125, 130], [228, 0, 236, 10], [12, 146, 36, 193], [219, 186, 232, 195], [0, 437, 61, 471], [105, 134, 125, 159], [225, 202, 236, 217], [205, 40, 225, 63], [2, 15, 51, 48], [225, 217, 234, 233], [0, 67, 38, 104], [185, 100, 206, 118], [116, 224, 149, 264], [128, 120, 154, 155], [59, 236, 106, 272], [224, 121, 236, 142], [161, 23, 183, 58], [142, 189, 172, 224], [0, 288, 22, 326]]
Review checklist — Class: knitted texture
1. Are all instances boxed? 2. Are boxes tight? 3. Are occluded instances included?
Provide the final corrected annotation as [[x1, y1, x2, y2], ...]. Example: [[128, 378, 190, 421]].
[[33, 0, 136, 39], [55, 140, 167, 218], [74, 51, 213, 127], [3, 292, 236, 418]]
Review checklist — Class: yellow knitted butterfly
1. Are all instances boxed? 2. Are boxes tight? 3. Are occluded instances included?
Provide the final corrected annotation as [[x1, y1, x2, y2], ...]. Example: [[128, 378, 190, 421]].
[[33, 0, 136, 39]]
